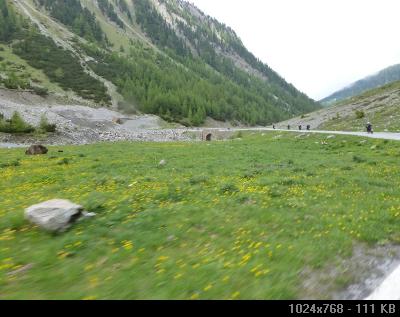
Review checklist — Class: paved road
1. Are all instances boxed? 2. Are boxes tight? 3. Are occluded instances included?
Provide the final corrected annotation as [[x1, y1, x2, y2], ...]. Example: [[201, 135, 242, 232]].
[[211, 127, 400, 141], [270, 129, 400, 141], [366, 265, 400, 300]]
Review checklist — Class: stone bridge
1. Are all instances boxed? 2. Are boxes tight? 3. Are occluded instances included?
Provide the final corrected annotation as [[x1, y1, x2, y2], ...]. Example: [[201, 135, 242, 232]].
[[187, 128, 238, 141]]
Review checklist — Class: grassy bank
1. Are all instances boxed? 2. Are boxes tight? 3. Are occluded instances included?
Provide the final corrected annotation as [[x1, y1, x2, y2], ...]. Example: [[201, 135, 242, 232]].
[[0, 132, 399, 299], [319, 81, 400, 133]]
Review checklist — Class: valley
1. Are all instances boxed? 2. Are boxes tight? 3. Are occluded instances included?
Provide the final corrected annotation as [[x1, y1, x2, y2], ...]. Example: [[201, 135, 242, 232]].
[[0, 0, 400, 301]]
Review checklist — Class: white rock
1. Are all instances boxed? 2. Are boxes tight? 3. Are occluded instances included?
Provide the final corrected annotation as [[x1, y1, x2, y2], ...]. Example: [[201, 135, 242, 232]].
[[159, 159, 167, 166], [82, 211, 96, 218], [25, 199, 90, 232]]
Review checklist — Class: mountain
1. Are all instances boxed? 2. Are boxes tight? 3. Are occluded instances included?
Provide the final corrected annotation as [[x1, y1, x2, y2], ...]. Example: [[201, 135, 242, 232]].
[[0, 0, 320, 126], [276, 80, 400, 133], [321, 64, 400, 105]]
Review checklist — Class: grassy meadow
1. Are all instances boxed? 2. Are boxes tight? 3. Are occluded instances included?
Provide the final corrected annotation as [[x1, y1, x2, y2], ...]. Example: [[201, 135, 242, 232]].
[[0, 132, 400, 299]]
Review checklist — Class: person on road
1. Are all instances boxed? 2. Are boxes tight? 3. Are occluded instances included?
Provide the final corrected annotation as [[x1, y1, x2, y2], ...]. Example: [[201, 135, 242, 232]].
[[288, 125, 291, 130], [306, 125, 311, 131], [299, 125, 302, 131], [366, 122, 373, 134]]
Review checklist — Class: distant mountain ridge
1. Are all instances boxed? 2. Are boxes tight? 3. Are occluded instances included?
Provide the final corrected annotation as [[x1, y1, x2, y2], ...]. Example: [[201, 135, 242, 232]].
[[0, 0, 320, 126], [321, 63, 400, 105]]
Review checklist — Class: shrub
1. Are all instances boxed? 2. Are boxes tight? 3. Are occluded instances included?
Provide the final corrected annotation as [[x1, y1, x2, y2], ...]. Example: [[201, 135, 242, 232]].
[[355, 110, 365, 119], [0, 111, 35, 133], [39, 114, 57, 133], [3, 77, 19, 89], [32, 86, 49, 96]]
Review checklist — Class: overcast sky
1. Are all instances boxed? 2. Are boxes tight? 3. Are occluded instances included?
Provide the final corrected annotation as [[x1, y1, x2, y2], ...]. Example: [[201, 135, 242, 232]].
[[189, 0, 400, 100]]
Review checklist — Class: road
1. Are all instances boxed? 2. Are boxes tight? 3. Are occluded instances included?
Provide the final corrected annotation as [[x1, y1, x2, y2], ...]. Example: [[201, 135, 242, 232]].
[[209, 127, 400, 141], [365, 265, 400, 300]]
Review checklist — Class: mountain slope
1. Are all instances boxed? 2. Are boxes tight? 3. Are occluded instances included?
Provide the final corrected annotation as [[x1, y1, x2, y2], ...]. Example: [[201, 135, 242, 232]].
[[1, 0, 320, 126], [321, 64, 400, 105], [276, 80, 400, 133]]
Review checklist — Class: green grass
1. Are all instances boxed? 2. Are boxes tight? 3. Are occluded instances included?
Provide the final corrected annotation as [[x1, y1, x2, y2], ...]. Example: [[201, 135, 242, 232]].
[[0, 132, 400, 299]]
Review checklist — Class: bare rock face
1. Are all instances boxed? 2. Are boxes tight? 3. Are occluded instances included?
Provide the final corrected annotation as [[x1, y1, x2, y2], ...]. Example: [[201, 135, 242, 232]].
[[25, 145, 48, 155], [25, 199, 94, 232]]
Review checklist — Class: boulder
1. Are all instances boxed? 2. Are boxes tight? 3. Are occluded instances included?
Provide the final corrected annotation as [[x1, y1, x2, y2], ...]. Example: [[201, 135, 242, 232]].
[[25, 199, 95, 232], [26, 145, 48, 155]]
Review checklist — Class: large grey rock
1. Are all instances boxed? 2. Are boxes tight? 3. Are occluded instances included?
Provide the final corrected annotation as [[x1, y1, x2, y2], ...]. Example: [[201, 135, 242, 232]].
[[25, 199, 94, 232]]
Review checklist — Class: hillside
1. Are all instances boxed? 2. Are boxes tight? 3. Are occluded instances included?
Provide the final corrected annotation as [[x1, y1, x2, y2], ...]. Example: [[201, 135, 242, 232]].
[[321, 64, 400, 105], [0, 0, 320, 127], [276, 80, 400, 133]]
